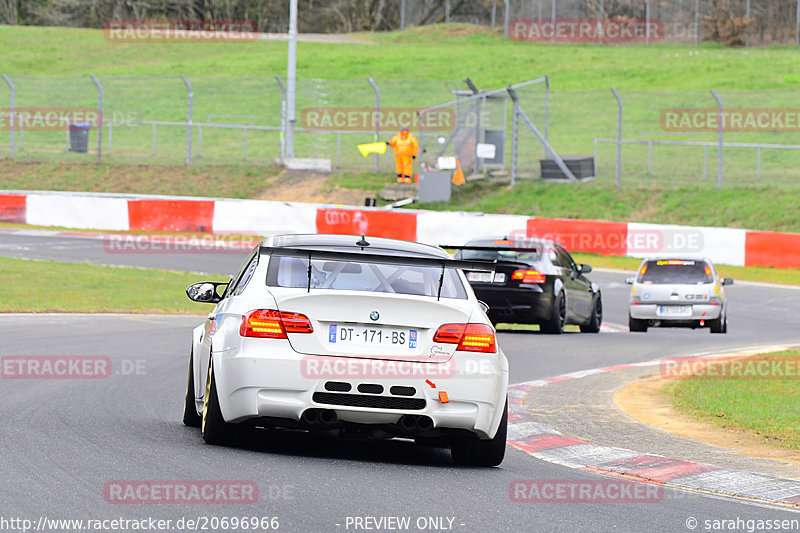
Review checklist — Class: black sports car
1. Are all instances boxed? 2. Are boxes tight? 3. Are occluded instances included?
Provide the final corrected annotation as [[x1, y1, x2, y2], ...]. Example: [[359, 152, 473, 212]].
[[449, 238, 602, 334]]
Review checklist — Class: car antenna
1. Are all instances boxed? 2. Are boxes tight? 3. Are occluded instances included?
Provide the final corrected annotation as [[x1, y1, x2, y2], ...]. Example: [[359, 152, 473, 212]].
[[356, 234, 370, 249]]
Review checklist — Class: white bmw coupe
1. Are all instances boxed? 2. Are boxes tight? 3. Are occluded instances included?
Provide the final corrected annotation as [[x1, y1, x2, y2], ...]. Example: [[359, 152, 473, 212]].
[[183, 233, 509, 466]]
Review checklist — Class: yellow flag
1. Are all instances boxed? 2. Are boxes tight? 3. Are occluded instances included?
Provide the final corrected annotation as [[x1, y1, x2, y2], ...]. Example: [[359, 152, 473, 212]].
[[358, 142, 387, 157]]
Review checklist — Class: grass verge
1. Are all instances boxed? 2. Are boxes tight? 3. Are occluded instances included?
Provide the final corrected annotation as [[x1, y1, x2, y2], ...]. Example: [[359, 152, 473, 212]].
[[663, 349, 800, 450], [0, 256, 208, 314], [571, 252, 800, 286]]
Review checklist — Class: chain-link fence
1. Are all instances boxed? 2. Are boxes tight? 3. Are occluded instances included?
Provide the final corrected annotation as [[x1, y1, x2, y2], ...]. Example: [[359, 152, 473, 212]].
[[2, 74, 799, 187]]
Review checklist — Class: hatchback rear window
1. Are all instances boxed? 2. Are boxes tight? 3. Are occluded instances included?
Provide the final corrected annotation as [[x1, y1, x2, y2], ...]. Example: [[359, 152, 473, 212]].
[[266, 257, 467, 299], [458, 240, 542, 264], [637, 259, 713, 285]]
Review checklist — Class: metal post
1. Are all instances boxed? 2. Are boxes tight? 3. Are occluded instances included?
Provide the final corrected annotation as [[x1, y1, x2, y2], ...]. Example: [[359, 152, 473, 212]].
[[401, 0, 406, 30], [180, 75, 193, 165], [646, 0, 651, 46], [796, 0, 799, 46], [274, 76, 286, 163], [198, 126, 202, 158], [491, 0, 496, 28], [152, 124, 156, 156], [551, 0, 556, 41], [544, 75, 550, 145], [2, 74, 14, 160], [611, 88, 622, 186], [745, 0, 750, 48], [647, 141, 653, 172], [286, 0, 298, 158], [756, 147, 761, 180], [336, 133, 341, 170], [598, 0, 604, 44], [695, 0, 700, 46], [510, 99, 519, 186], [90, 75, 103, 162], [703, 145, 708, 178], [710, 89, 724, 188], [367, 77, 380, 173], [108, 122, 112, 154], [504, 0, 510, 38], [445, 0, 450, 23]]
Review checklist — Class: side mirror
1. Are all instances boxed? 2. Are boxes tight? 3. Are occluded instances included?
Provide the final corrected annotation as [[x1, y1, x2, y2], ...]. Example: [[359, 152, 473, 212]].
[[186, 282, 227, 304], [722, 278, 734, 286], [625, 277, 635, 285], [580, 264, 592, 274]]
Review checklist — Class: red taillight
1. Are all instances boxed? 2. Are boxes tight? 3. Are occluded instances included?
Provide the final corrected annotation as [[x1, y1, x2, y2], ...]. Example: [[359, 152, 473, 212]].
[[511, 269, 546, 284], [704, 265, 712, 276], [433, 323, 496, 353], [239, 309, 313, 338], [639, 264, 648, 275]]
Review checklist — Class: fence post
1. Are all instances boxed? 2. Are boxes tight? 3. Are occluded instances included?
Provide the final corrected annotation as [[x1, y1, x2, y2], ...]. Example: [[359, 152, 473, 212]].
[[510, 97, 519, 186], [367, 77, 380, 173], [695, 0, 700, 46], [90, 75, 103, 162], [401, 0, 406, 30], [275, 75, 286, 164], [646, 0, 651, 46], [504, 0, 510, 38], [544, 75, 550, 156], [598, 0, 604, 44], [745, 0, 750, 48], [610, 88, 622, 186], [180, 75, 193, 165], [796, 0, 799, 46], [1, 74, 14, 160], [710, 89, 724, 188], [445, 0, 450, 23], [491, 0, 496, 28], [551, 0, 556, 42]]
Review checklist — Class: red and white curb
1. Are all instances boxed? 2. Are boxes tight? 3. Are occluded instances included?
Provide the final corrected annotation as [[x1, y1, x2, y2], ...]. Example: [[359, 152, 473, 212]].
[[507, 345, 800, 506]]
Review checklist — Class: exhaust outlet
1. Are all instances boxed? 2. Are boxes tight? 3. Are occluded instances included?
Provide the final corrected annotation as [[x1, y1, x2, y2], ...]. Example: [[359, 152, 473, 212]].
[[399, 415, 418, 432], [319, 409, 338, 425], [416, 416, 433, 431], [301, 409, 320, 425]]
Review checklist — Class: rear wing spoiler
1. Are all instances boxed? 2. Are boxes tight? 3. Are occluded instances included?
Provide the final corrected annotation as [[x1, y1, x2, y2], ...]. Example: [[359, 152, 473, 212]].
[[259, 245, 497, 299]]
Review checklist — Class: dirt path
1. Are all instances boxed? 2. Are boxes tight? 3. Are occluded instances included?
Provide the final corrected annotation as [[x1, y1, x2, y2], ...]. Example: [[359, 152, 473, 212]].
[[257, 170, 370, 205], [614, 375, 800, 470]]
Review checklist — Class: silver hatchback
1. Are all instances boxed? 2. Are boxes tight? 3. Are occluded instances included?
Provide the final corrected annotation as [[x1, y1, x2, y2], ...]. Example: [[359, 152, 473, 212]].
[[626, 258, 733, 333]]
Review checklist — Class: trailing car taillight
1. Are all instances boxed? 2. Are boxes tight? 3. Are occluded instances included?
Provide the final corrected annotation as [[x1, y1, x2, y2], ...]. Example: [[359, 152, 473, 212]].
[[239, 309, 314, 338], [433, 323, 497, 353], [511, 269, 546, 284]]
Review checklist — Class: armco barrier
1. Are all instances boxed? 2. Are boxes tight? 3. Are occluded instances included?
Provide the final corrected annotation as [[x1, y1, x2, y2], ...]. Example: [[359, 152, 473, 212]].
[[1, 190, 799, 270]]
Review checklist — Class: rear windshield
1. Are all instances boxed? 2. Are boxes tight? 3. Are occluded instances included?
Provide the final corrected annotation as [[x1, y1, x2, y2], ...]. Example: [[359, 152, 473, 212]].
[[637, 260, 713, 285], [266, 257, 467, 299], [458, 240, 542, 264]]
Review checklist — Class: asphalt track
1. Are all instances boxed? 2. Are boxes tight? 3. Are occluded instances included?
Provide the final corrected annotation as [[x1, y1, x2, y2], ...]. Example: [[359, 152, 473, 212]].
[[2, 231, 800, 532]]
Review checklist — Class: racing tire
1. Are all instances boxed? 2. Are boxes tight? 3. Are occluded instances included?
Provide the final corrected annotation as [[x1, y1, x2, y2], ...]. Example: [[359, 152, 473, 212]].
[[629, 316, 648, 332], [709, 312, 728, 334], [202, 356, 238, 445], [540, 292, 567, 335], [182, 351, 202, 427], [450, 401, 507, 467], [580, 295, 603, 334]]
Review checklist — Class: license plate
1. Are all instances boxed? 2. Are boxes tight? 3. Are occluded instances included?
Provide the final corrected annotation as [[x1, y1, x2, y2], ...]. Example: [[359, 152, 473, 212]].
[[328, 324, 417, 348], [657, 305, 692, 317], [467, 272, 506, 283]]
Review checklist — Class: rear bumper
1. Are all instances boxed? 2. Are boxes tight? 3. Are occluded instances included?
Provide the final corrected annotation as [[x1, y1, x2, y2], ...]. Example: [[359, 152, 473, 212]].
[[629, 303, 722, 321], [472, 285, 553, 323], [213, 341, 509, 439]]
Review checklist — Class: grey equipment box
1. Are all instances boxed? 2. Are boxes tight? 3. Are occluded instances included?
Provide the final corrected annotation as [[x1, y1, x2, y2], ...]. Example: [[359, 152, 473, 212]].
[[418, 171, 452, 203]]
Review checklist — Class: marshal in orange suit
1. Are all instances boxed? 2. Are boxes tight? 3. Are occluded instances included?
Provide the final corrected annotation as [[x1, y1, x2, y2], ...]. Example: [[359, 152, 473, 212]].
[[387, 127, 419, 183]]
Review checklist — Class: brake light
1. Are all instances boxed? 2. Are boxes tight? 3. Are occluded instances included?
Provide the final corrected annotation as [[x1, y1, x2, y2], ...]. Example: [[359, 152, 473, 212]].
[[494, 239, 513, 245], [433, 323, 496, 353], [704, 265, 712, 276], [239, 309, 314, 338], [639, 265, 648, 275], [512, 269, 546, 284]]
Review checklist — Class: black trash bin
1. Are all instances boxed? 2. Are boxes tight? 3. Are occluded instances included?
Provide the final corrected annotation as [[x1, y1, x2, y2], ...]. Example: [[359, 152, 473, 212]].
[[68, 123, 92, 153]]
